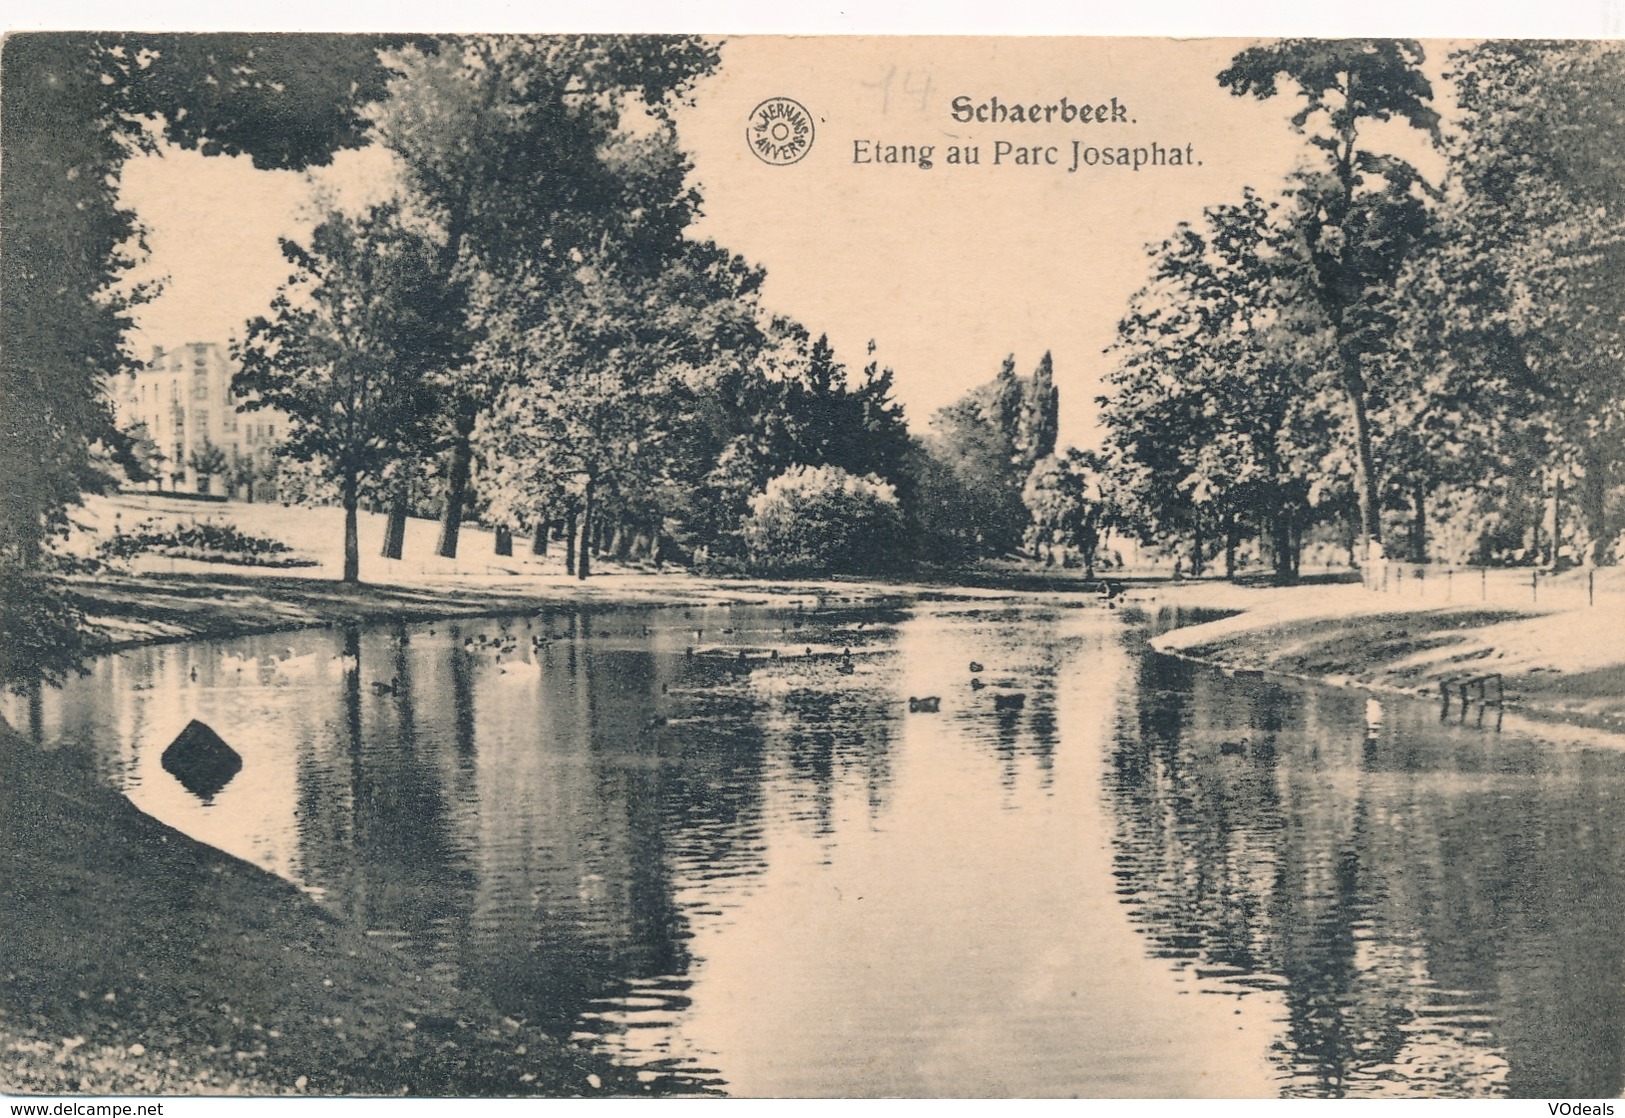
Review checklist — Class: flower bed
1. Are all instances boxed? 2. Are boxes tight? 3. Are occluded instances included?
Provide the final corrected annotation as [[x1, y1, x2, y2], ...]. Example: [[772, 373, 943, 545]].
[[97, 519, 318, 568]]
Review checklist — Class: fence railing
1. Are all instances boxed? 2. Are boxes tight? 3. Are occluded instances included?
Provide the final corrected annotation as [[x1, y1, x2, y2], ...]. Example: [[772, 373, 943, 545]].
[[1363, 559, 1601, 608]]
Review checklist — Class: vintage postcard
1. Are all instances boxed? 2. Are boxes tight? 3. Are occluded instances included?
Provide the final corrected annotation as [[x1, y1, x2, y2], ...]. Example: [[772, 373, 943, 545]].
[[3, 30, 1625, 1104]]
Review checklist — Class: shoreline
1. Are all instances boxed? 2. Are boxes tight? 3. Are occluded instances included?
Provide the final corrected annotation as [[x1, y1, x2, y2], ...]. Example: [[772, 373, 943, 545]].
[[1137, 571, 1625, 736]]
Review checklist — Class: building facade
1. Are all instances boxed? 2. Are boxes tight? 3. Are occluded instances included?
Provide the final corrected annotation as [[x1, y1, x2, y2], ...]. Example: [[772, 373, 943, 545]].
[[112, 342, 287, 497]]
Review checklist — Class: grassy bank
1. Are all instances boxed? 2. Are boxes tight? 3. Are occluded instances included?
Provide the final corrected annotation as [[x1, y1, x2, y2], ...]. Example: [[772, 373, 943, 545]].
[[61, 492, 909, 652], [1144, 569, 1625, 733]]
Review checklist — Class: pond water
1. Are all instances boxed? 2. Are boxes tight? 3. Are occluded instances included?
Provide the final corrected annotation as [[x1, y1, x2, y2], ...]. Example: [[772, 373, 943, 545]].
[[11, 594, 1625, 1098]]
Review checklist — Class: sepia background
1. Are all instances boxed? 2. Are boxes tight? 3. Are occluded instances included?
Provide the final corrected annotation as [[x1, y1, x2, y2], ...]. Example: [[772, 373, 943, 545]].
[[4, 10, 1625, 1111]]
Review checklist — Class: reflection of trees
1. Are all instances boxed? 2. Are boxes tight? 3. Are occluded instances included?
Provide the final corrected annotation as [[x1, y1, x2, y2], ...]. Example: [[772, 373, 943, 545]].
[[189, 603, 916, 1086], [344, 625, 475, 969], [938, 605, 1072, 799], [746, 604, 906, 829], [1106, 650, 1625, 1097], [769, 686, 897, 836]]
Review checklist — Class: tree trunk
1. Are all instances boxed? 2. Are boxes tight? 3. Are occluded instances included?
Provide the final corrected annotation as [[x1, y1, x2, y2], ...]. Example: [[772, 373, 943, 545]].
[[531, 519, 550, 557], [1531, 482, 1543, 568], [1224, 509, 1237, 579], [435, 408, 476, 559], [1579, 446, 1610, 565], [1551, 473, 1565, 572], [342, 472, 361, 584], [565, 510, 578, 576], [494, 525, 513, 557], [1410, 481, 1427, 565], [381, 498, 408, 560], [1272, 510, 1292, 582], [26, 678, 44, 743], [1191, 508, 1204, 578], [12, 512, 43, 571], [1341, 360, 1382, 562], [578, 482, 595, 581]]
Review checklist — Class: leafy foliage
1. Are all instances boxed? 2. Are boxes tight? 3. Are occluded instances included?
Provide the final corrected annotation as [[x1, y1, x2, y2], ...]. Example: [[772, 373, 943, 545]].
[[1099, 190, 1339, 577], [1, 33, 396, 561], [235, 203, 470, 582], [1219, 39, 1443, 554], [96, 519, 313, 567], [1, 33, 399, 686], [741, 466, 905, 577], [0, 557, 92, 691], [186, 440, 229, 492], [1434, 40, 1625, 564], [368, 35, 721, 558], [918, 353, 1059, 557], [1022, 450, 1101, 571]]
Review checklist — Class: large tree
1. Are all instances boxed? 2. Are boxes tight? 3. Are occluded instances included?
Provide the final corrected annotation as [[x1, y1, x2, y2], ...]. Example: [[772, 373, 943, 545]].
[[1219, 39, 1441, 563], [1022, 449, 1101, 573], [1, 33, 393, 564], [474, 239, 764, 578], [368, 35, 720, 559], [235, 203, 468, 583], [921, 353, 1060, 557], [1438, 40, 1625, 566], [1100, 189, 1336, 580], [1, 33, 393, 687]]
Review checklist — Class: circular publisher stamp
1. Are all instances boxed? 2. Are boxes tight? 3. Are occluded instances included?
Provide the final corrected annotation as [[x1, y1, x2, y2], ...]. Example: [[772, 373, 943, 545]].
[[747, 97, 815, 165]]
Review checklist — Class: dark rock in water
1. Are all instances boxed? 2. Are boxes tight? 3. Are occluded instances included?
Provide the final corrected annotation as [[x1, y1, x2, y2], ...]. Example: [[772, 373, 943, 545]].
[[161, 720, 242, 802], [993, 693, 1026, 712], [908, 696, 941, 713]]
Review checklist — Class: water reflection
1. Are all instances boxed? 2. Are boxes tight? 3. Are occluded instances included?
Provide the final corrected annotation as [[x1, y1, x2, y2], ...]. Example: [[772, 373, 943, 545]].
[[7, 596, 1625, 1096], [1109, 622, 1625, 1097]]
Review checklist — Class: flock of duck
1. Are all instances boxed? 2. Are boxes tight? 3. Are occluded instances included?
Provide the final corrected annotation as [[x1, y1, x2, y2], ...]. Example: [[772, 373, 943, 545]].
[[907, 660, 1026, 717], [173, 608, 1032, 719]]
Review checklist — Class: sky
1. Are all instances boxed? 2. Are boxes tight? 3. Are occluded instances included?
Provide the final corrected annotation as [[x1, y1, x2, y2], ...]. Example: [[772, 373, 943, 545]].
[[120, 36, 1449, 450]]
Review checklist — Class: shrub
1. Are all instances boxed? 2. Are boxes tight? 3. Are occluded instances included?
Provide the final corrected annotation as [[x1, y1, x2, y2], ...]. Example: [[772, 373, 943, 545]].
[[97, 518, 317, 568], [741, 465, 905, 576]]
